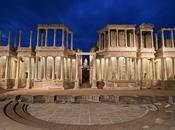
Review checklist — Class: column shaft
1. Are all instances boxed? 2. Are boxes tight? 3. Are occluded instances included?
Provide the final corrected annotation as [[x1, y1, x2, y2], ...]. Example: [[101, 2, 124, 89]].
[[66, 31, 68, 48], [37, 29, 39, 47], [125, 30, 127, 47], [43, 57, 47, 80], [54, 29, 56, 47], [116, 29, 119, 47], [26, 57, 31, 89], [151, 31, 154, 48], [133, 29, 136, 47], [152, 59, 155, 80], [171, 30, 174, 47], [71, 33, 73, 50], [52, 57, 55, 80], [155, 33, 158, 50], [60, 56, 64, 80], [62, 29, 64, 47], [45, 29, 48, 47], [140, 31, 143, 48], [35, 57, 38, 80], [162, 30, 165, 48], [30, 31, 32, 48], [14, 57, 20, 89], [134, 58, 137, 80], [108, 29, 110, 48]]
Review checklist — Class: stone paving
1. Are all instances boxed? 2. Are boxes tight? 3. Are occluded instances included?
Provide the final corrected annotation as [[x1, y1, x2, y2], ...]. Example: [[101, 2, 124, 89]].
[[28, 103, 150, 125]]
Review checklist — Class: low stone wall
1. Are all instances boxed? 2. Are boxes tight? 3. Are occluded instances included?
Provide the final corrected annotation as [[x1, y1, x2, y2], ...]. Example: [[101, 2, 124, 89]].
[[33, 80, 64, 89], [15, 95, 175, 104]]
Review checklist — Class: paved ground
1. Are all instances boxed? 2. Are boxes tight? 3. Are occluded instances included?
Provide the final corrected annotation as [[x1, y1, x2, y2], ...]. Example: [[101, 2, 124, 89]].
[[1, 88, 175, 96], [28, 103, 150, 125]]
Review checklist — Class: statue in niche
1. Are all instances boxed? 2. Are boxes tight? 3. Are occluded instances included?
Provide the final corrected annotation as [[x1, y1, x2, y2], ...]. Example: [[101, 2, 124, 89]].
[[111, 31, 116, 47]]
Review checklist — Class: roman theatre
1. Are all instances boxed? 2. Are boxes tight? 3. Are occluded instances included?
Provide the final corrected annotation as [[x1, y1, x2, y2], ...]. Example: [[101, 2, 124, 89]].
[[0, 23, 175, 90]]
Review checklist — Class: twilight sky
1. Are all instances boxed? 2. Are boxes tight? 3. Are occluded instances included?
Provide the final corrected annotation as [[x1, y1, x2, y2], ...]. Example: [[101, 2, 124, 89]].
[[0, 0, 175, 51]]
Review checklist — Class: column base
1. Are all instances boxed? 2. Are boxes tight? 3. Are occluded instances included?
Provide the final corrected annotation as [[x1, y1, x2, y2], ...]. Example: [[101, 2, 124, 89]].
[[91, 80, 97, 89], [74, 80, 79, 90]]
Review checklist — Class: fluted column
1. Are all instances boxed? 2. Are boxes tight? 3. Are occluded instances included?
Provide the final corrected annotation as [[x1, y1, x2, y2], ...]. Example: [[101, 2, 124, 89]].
[[35, 57, 38, 80], [62, 29, 64, 48], [71, 33, 73, 50], [171, 30, 174, 47], [29, 31, 32, 48], [14, 57, 20, 89], [125, 30, 127, 47], [43, 57, 47, 80], [162, 30, 165, 48], [37, 29, 39, 47], [26, 57, 31, 89], [140, 31, 143, 48], [54, 29, 56, 47], [52, 57, 55, 80], [45, 29, 48, 47]]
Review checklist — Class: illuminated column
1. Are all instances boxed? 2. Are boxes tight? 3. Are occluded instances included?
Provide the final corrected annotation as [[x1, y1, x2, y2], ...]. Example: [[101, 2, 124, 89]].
[[155, 33, 158, 50], [19, 30, 22, 47], [108, 29, 111, 48], [152, 58, 155, 80], [125, 30, 128, 47], [116, 57, 119, 80], [125, 57, 128, 80], [133, 29, 136, 47], [99, 59, 102, 80], [162, 29, 165, 48], [54, 29, 56, 47], [36, 29, 39, 47], [140, 58, 143, 89], [29, 31, 32, 48], [62, 29, 64, 48], [45, 29, 48, 47], [134, 58, 137, 81], [60, 56, 64, 81], [7, 32, 11, 47], [71, 32, 73, 50], [35, 57, 38, 80], [161, 58, 167, 80], [70, 59, 72, 81], [52, 57, 55, 80], [4, 56, 9, 88], [14, 57, 20, 89], [66, 31, 68, 48], [92, 54, 97, 89], [26, 57, 31, 89], [151, 31, 154, 48], [74, 55, 79, 89], [41, 32, 44, 47], [99, 33, 101, 50], [116, 29, 119, 47], [43, 57, 47, 80], [108, 57, 112, 80], [171, 30, 174, 47], [140, 31, 143, 48]]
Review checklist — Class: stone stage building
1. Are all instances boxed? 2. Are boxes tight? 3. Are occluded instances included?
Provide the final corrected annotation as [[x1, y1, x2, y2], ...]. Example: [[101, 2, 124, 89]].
[[0, 23, 175, 90]]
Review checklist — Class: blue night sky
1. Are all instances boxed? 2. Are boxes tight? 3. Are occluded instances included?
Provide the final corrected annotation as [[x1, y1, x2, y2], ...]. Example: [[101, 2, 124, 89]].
[[0, 0, 175, 51]]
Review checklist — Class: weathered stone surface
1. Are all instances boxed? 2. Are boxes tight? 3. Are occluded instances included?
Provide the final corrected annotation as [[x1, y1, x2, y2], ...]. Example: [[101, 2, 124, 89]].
[[56, 95, 75, 103], [119, 96, 139, 104], [20, 95, 33, 103], [99, 95, 118, 103]]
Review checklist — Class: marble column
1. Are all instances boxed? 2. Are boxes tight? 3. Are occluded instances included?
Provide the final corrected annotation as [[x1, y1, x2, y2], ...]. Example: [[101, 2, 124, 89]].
[[70, 59, 72, 81], [14, 57, 20, 89], [71, 33, 73, 50], [62, 29, 64, 48], [26, 57, 31, 89], [162, 30, 165, 48], [161, 58, 167, 80], [54, 29, 56, 47], [7, 32, 11, 47], [35, 57, 38, 80], [134, 58, 137, 81], [92, 54, 97, 89], [171, 30, 174, 47], [116, 57, 119, 80], [151, 59, 155, 80], [151, 31, 154, 48], [60, 56, 64, 81], [133, 29, 136, 47], [108, 29, 111, 48], [74, 55, 79, 89], [5, 56, 9, 88], [99, 33, 101, 50], [140, 58, 143, 89], [99, 59, 102, 81], [66, 31, 68, 48], [45, 29, 48, 47], [125, 30, 128, 47], [140, 31, 143, 48], [29, 31, 32, 48], [37, 29, 39, 47], [52, 57, 55, 80], [155, 33, 158, 50], [43, 57, 47, 80], [116, 29, 119, 47], [125, 57, 128, 80]]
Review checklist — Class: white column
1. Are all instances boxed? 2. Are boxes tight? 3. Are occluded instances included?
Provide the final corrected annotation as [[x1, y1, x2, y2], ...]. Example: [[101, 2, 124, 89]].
[[151, 31, 154, 48], [116, 57, 119, 80], [162, 58, 167, 80], [70, 59, 72, 81], [60, 56, 64, 80], [66, 31, 68, 48], [152, 59, 155, 80], [140, 58, 143, 89], [43, 57, 47, 80], [125, 57, 128, 80], [45, 29, 48, 47], [7, 32, 11, 47], [37, 29, 39, 47], [133, 29, 136, 47], [62, 29, 64, 48], [52, 57, 55, 80], [35, 57, 38, 80], [29, 31, 32, 48], [74, 55, 79, 89], [92, 54, 97, 89], [116, 29, 119, 47], [134, 58, 137, 80], [155, 33, 158, 50], [171, 30, 174, 47], [125, 30, 128, 47], [140, 31, 143, 48], [108, 29, 110, 48], [19, 30, 22, 47], [162, 30, 165, 48], [71, 33, 73, 50], [54, 29, 56, 47], [14, 57, 20, 89], [26, 57, 31, 89]]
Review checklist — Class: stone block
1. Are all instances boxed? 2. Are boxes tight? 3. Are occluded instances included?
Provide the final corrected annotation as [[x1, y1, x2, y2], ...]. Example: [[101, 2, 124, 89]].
[[20, 95, 33, 103]]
